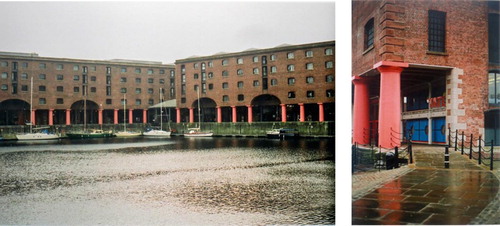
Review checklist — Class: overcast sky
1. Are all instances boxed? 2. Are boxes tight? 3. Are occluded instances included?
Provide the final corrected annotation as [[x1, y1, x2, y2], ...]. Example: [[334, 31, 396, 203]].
[[0, 1, 335, 64]]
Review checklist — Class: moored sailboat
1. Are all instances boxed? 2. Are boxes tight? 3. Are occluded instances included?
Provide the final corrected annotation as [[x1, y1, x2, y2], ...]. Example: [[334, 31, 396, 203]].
[[16, 77, 59, 140], [144, 88, 171, 137], [184, 88, 213, 137], [115, 94, 141, 137]]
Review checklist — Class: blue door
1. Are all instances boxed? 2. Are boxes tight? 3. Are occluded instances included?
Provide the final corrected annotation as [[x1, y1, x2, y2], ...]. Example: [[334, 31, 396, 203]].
[[432, 117, 446, 143], [406, 119, 428, 142]]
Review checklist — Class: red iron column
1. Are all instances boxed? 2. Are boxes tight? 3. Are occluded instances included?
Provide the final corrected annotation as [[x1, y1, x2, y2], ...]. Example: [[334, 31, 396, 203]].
[[143, 109, 147, 123], [247, 105, 253, 123], [299, 103, 305, 122], [65, 109, 71, 125], [231, 106, 237, 123], [128, 109, 133, 124], [31, 109, 36, 126], [352, 76, 370, 145], [98, 109, 103, 125], [318, 103, 324, 122], [189, 108, 194, 123], [48, 109, 54, 126], [217, 106, 222, 123], [280, 104, 287, 122], [113, 109, 119, 124], [176, 108, 181, 123], [375, 61, 408, 149]]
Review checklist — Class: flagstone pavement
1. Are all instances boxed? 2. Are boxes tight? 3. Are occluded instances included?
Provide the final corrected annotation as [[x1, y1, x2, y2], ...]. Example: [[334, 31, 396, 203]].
[[352, 145, 500, 225]]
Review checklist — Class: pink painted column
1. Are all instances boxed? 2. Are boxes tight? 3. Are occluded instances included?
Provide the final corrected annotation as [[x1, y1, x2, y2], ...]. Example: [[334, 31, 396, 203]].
[[143, 109, 147, 123], [280, 104, 287, 122], [247, 105, 253, 123], [113, 109, 119, 124], [176, 108, 181, 123], [31, 109, 36, 126], [65, 109, 71, 125], [128, 109, 133, 124], [318, 103, 324, 122], [375, 61, 408, 149], [299, 103, 305, 122], [98, 109, 103, 125], [231, 106, 237, 123], [217, 106, 222, 123], [48, 109, 54, 126], [352, 76, 370, 145], [189, 108, 194, 123]]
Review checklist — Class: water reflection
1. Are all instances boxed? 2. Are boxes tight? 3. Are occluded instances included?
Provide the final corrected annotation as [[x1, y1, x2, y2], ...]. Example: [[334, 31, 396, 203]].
[[0, 137, 334, 225]]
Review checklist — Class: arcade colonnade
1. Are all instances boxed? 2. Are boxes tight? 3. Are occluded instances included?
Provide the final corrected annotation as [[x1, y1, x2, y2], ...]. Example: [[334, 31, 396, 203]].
[[352, 61, 409, 149], [21, 102, 329, 126]]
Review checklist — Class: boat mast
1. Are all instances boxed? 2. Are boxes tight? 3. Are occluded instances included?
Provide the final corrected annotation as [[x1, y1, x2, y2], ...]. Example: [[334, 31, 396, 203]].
[[160, 87, 163, 131], [123, 93, 126, 132], [197, 87, 201, 129], [30, 76, 33, 133]]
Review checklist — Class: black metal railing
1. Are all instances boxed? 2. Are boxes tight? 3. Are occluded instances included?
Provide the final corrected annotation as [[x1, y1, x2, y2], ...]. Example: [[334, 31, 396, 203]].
[[448, 128, 498, 170]]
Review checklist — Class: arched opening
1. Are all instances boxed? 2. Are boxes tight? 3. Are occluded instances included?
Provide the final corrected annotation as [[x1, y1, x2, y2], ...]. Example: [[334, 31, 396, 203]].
[[0, 99, 30, 125], [70, 100, 99, 125], [251, 95, 281, 122], [192, 98, 217, 122]]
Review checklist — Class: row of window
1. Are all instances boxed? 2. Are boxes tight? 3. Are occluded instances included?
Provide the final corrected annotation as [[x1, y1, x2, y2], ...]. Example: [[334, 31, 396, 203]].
[[0, 72, 168, 84], [184, 63, 334, 82], [0, 84, 174, 96], [19, 97, 154, 106], [364, 10, 447, 53], [190, 48, 334, 69], [179, 90, 334, 104], [0, 61, 174, 76]]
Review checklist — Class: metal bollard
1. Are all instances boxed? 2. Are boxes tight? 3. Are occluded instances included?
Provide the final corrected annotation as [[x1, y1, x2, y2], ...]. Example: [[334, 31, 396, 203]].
[[445, 146, 450, 169], [491, 140, 494, 171]]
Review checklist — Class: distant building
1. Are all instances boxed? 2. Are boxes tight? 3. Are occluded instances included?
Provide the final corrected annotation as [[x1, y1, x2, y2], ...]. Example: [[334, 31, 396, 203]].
[[0, 40, 335, 126], [352, 0, 499, 147], [174, 41, 335, 123], [0, 52, 174, 125]]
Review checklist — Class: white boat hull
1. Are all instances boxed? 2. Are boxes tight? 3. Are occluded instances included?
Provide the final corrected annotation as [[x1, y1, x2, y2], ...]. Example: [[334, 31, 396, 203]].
[[184, 132, 213, 137], [16, 133, 59, 140], [115, 131, 142, 137], [143, 130, 171, 137]]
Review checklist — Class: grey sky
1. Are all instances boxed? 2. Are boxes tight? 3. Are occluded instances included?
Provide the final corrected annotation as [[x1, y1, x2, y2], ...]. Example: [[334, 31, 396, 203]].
[[0, 1, 335, 64]]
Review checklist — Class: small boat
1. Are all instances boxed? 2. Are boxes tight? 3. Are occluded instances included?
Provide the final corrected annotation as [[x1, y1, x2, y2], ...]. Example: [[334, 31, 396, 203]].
[[184, 128, 213, 137], [16, 129, 59, 140], [266, 128, 299, 139], [16, 77, 60, 141], [115, 131, 142, 137], [66, 129, 115, 139], [115, 94, 142, 138], [143, 129, 171, 137]]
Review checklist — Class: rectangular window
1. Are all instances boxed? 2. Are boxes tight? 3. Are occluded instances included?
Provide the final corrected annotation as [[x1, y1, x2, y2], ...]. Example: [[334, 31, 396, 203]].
[[121, 88, 127, 93], [1, 84, 7, 91], [57, 86, 64, 92], [73, 65, 79, 71], [106, 86, 111, 96], [489, 13, 500, 64], [121, 67, 127, 73], [237, 58, 243, 64], [306, 63, 314, 70], [39, 63, 46, 69], [57, 98, 64, 104], [288, 77, 296, 85], [148, 99, 154, 105], [90, 87, 96, 93], [21, 85, 28, 91], [148, 78, 154, 83], [91, 76, 96, 82], [148, 88, 154, 94], [287, 52, 294, 59], [135, 88, 141, 94], [135, 78, 141, 83], [428, 10, 446, 53], [22, 62, 28, 68], [38, 86, 46, 92], [237, 81, 244, 88], [364, 18, 375, 50], [253, 80, 260, 86], [159, 69, 165, 74], [106, 99, 112, 105], [307, 91, 315, 98], [120, 77, 127, 83], [106, 67, 111, 74], [159, 79, 165, 84], [489, 72, 500, 105], [136, 99, 141, 105], [325, 48, 333, 55], [74, 75, 80, 81], [1, 72, 7, 79], [21, 73, 28, 80], [39, 98, 46, 105], [56, 64, 64, 70], [305, 50, 313, 57], [287, 65, 295, 72], [222, 59, 228, 66], [148, 69, 153, 75], [325, 61, 334, 69], [57, 74, 64, 80], [222, 82, 228, 89], [135, 68, 141, 74], [74, 87, 79, 92]]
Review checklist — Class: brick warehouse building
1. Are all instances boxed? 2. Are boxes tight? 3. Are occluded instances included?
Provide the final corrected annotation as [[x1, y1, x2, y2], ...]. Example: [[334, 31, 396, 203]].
[[0, 41, 334, 129], [174, 41, 335, 124], [352, 0, 499, 148], [0, 52, 175, 126]]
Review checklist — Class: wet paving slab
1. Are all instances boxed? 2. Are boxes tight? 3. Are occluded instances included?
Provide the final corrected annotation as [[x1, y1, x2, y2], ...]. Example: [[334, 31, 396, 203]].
[[352, 146, 499, 225]]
